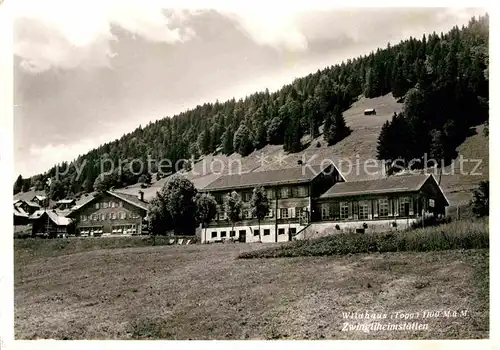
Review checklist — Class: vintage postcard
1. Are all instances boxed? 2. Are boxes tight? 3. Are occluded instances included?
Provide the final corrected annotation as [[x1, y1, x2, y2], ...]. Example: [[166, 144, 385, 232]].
[[4, 2, 491, 345]]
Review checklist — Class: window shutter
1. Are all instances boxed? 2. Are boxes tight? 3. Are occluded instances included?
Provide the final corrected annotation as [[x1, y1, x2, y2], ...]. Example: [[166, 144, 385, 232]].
[[290, 207, 295, 218], [409, 197, 414, 216], [353, 201, 358, 220], [373, 200, 379, 218], [348, 202, 353, 220], [394, 198, 399, 216]]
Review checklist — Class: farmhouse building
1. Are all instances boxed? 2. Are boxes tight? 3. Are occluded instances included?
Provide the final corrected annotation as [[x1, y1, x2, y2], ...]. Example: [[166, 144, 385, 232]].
[[31, 195, 49, 207], [14, 205, 30, 226], [200, 163, 345, 243], [67, 191, 148, 236], [30, 209, 73, 237]]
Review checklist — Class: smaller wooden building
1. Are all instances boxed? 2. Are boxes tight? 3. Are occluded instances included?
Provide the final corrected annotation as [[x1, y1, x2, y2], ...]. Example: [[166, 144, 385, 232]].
[[315, 174, 449, 232], [30, 209, 73, 238]]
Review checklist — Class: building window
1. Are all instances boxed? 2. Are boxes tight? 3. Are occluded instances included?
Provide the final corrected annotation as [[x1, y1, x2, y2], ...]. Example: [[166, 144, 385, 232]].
[[211, 231, 217, 238], [321, 204, 330, 220], [230, 230, 236, 237], [280, 187, 290, 199], [399, 197, 413, 216], [239, 230, 246, 237], [119, 201, 123, 207], [278, 228, 285, 235], [280, 208, 289, 219], [266, 188, 275, 200], [378, 198, 389, 217], [358, 201, 369, 220], [297, 186, 307, 197], [242, 192, 252, 202], [81, 215, 87, 222], [95, 203, 100, 209], [102, 202, 108, 209], [221, 231, 227, 238], [100, 214, 105, 221], [429, 199, 435, 208], [111, 212, 116, 220], [253, 229, 259, 236], [340, 202, 349, 220], [243, 209, 252, 219], [212, 193, 221, 204], [219, 211, 227, 220], [266, 209, 274, 218], [120, 212, 126, 219], [263, 229, 270, 236], [289, 228, 297, 235]]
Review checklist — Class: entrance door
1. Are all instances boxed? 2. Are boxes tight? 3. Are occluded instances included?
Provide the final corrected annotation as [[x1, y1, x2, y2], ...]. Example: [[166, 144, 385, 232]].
[[403, 203, 410, 217], [239, 230, 246, 243]]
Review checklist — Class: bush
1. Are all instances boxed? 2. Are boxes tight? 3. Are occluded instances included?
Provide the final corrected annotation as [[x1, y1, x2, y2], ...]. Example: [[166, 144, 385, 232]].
[[472, 181, 489, 217], [238, 218, 489, 259]]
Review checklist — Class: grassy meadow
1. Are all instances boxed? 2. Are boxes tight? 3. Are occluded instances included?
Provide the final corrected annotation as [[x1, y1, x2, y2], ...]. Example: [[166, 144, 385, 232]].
[[239, 218, 488, 259], [15, 226, 488, 340]]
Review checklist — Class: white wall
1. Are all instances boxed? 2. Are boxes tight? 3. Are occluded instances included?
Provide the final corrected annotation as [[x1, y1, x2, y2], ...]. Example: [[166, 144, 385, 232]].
[[201, 223, 304, 243]]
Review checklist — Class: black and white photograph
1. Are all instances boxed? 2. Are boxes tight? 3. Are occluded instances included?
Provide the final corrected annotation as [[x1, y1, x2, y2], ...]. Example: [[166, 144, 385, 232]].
[[2, 1, 491, 343]]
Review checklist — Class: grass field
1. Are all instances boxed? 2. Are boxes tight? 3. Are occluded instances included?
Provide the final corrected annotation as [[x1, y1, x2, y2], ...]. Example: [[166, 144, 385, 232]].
[[14, 235, 193, 260], [239, 218, 489, 259], [15, 239, 488, 340]]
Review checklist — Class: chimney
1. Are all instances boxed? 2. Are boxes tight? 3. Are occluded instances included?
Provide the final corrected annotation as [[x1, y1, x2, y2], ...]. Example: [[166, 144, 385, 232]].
[[138, 190, 144, 202]]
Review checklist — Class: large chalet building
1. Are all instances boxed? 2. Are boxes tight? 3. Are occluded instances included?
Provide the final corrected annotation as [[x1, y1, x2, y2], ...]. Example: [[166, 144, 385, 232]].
[[199, 164, 344, 243], [197, 165, 448, 243]]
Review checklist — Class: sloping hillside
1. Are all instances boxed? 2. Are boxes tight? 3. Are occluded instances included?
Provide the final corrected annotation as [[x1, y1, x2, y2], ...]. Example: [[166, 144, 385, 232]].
[[440, 124, 489, 207], [116, 93, 404, 200]]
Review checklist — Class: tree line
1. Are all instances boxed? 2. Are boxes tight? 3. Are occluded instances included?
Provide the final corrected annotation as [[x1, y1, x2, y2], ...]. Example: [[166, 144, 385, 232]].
[[14, 14, 489, 200], [377, 15, 488, 171]]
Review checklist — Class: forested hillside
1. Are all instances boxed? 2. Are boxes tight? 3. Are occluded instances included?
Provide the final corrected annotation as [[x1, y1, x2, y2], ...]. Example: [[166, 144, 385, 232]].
[[14, 14, 489, 200]]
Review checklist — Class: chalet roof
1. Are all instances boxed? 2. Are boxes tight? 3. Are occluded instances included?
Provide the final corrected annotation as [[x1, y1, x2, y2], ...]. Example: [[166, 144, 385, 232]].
[[108, 191, 149, 211], [320, 174, 449, 204], [71, 193, 97, 210], [55, 209, 72, 217], [30, 210, 72, 226], [203, 164, 331, 191], [14, 206, 29, 218], [57, 199, 76, 204], [23, 201, 41, 208]]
